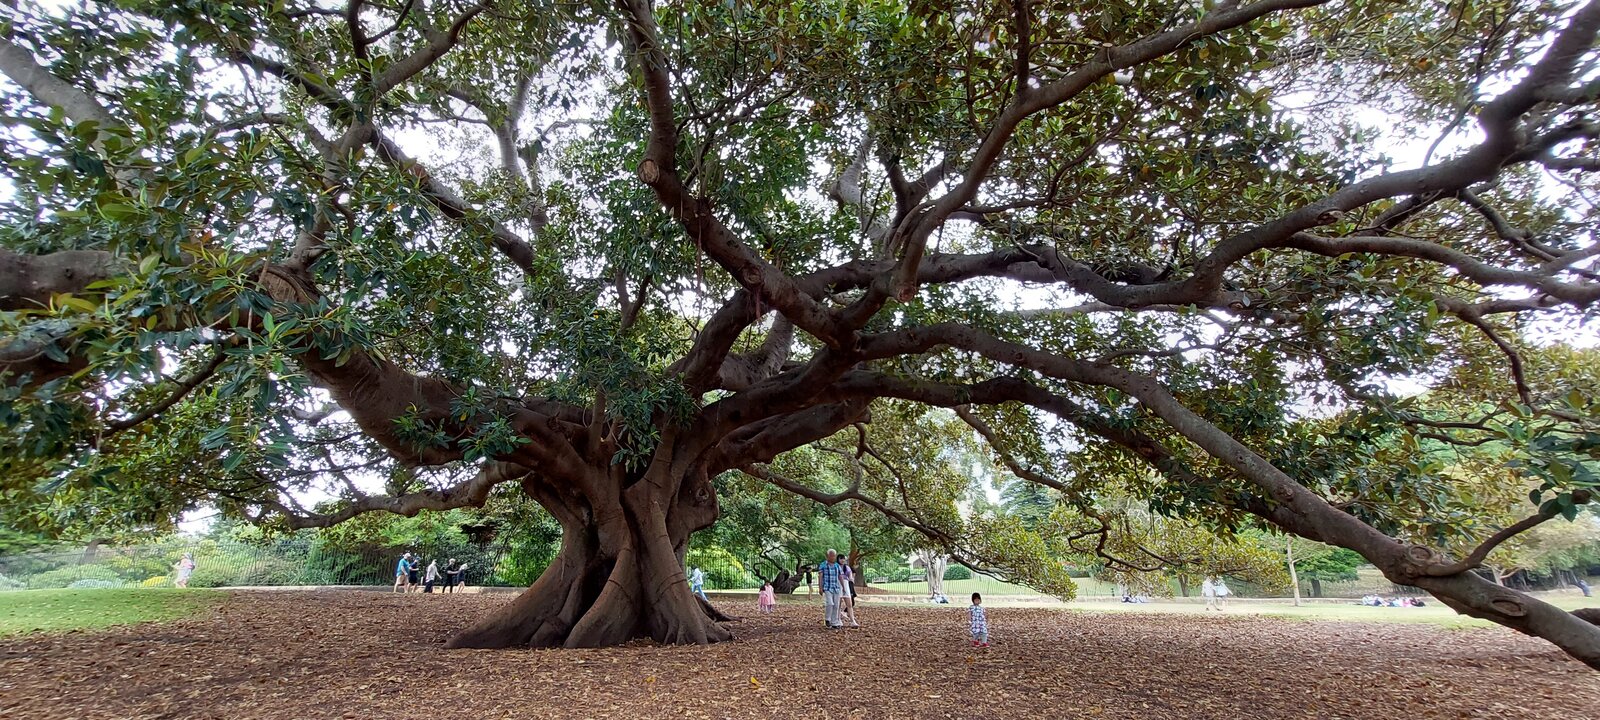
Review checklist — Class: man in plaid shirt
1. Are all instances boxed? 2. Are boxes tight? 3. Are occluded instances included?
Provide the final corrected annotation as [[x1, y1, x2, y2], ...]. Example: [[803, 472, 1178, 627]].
[[817, 549, 844, 628]]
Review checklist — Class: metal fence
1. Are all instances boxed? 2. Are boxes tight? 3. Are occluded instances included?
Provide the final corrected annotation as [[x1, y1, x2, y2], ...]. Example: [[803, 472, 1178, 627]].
[[0, 537, 515, 590]]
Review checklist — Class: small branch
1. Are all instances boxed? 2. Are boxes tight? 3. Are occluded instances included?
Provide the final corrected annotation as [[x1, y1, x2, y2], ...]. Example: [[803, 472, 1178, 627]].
[[262, 461, 527, 529], [1425, 508, 1563, 576], [1012, 0, 1032, 99], [104, 348, 228, 435], [953, 405, 1070, 492], [370, 1, 493, 95]]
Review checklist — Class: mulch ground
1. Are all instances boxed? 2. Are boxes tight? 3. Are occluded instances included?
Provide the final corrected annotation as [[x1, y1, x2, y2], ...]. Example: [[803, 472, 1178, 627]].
[[2, 591, 1597, 719]]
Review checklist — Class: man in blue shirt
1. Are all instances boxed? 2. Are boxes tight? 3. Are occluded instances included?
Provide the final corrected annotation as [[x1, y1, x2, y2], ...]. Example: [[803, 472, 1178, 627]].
[[392, 552, 413, 594], [817, 549, 843, 628]]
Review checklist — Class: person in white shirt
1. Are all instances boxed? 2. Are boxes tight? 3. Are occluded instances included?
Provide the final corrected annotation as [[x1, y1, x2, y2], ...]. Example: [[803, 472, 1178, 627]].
[[423, 559, 441, 593]]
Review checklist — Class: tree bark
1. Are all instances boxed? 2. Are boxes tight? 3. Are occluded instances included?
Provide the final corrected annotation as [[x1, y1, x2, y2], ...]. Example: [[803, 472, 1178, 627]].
[[1309, 577, 1321, 599], [917, 550, 947, 598], [446, 463, 732, 649], [1287, 541, 1301, 607], [769, 562, 811, 594], [846, 545, 868, 587]]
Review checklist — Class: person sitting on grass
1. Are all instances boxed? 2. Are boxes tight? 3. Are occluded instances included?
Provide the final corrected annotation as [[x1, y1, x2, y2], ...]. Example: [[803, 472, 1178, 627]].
[[968, 592, 990, 648]]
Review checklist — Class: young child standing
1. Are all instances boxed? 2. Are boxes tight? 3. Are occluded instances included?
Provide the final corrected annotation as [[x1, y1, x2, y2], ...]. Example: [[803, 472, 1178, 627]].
[[758, 581, 776, 614], [968, 592, 989, 647]]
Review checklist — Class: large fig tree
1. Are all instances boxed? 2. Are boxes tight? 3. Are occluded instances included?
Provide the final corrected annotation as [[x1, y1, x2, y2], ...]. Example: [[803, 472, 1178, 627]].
[[3, 0, 1600, 666]]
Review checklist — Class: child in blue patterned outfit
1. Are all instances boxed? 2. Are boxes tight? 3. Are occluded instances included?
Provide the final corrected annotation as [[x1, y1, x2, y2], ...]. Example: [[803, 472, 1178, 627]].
[[968, 592, 989, 647]]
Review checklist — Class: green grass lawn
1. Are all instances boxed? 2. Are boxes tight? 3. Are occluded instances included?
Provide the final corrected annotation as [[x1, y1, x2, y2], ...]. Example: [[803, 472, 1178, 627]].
[[869, 575, 1119, 596], [0, 588, 222, 637], [1061, 594, 1598, 628]]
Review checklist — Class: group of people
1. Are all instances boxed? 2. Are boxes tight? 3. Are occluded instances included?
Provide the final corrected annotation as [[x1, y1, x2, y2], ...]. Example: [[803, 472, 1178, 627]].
[[1358, 595, 1427, 607], [745, 549, 994, 647], [813, 549, 987, 646], [1200, 577, 1232, 610], [171, 552, 195, 588], [815, 549, 862, 628], [392, 552, 469, 593]]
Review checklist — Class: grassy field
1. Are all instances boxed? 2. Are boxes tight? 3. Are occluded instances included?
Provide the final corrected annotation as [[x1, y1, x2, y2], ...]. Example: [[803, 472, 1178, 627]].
[[868, 576, 1119, 596], [0, 588, 222, 636], [1060, 593, 1600, 628]]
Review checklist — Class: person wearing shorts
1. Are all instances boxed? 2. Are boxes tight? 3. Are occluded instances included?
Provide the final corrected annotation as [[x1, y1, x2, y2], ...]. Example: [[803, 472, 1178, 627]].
[[839, 562, 860, 627], [393, 553, 413, 593]]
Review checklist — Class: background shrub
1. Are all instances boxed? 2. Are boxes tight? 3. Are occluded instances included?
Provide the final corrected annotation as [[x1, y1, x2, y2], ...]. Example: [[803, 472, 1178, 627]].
[[877, 566, 912, 583], [184, 563, 238, 588], [686, 546, 756, 589], [140, 575, 170, 588], [234, 559, 301, 586], [25, 565, 122, 589], [66, 578, 126, 589], [943, 564, 972, 581]]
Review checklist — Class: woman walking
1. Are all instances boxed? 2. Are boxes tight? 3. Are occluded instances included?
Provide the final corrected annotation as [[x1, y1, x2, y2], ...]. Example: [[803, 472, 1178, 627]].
[[172, 553, 195, 588], [839, 562, 860, 627]]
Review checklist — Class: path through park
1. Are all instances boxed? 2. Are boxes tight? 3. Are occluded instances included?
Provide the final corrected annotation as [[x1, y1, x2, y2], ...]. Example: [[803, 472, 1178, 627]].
[[1, 591, 1597, 719]]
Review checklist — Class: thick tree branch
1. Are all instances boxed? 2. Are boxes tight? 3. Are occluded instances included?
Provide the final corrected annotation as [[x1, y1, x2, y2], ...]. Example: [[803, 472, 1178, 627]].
[[264, 460, 527, 529], [885, 0, 1332, 301], [104, 347, 228, 435], [616, 0, 860, 348], [1424, 503, 1572, 577]]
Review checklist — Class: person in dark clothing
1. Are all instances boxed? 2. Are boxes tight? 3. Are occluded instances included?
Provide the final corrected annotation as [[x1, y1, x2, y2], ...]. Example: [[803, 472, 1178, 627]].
[[444, 558, 462, 593]]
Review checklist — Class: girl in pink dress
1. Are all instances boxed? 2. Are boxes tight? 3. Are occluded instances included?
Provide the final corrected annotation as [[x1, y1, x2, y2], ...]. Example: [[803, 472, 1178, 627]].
[[758, 581, 776, 613]]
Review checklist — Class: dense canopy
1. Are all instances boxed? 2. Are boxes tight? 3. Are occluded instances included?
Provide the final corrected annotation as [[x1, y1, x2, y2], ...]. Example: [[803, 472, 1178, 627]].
[[2, 0, 1599, 666]]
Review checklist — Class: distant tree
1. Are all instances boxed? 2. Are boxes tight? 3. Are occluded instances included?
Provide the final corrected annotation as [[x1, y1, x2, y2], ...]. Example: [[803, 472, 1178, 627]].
[[1000, 479, 1060, 531], [1291, 543, 1365, 598]]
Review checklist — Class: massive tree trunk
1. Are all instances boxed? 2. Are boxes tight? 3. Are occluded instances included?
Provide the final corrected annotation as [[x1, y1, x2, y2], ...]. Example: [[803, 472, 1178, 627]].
[[917, 550, 947, 598], [447, 459, 733, 649], [846, 545, 868, 588], [768, 561, 811, 594]]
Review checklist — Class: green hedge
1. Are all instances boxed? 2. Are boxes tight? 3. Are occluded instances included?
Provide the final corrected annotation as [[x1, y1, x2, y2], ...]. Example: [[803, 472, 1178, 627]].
[[25, 565, 123, 589], [184, 563, 238, 589], [943, 564, 972, 581]]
